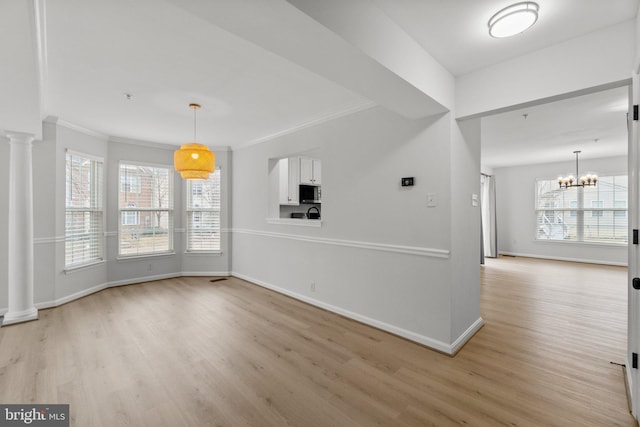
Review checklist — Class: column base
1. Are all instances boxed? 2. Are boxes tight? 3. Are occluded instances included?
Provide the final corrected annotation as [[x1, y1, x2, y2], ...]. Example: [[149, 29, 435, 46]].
[[2, 307, 38, 326]]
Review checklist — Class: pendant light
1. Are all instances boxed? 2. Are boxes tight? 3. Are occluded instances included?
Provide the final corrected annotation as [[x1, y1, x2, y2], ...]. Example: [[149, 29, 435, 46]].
[[174, 103, 215, 180], [558, 151, 597, 189]]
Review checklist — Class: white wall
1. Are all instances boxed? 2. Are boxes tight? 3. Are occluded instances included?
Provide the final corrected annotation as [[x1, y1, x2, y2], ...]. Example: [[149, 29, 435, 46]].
[[0, 0, 41, 137], [494, 156, 628, 265], [1, 121, 231, 315], [457, 20, 635, 119], [232, 105, 481, 353], [450, 117, 482, 342]]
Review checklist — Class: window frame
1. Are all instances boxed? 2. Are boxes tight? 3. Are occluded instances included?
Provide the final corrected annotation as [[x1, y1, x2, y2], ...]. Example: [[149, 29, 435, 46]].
[[118, 161, 174, 258], [64, 150, 105, 270], [534, 175, 628, 245], [185, 168, 222, 253]]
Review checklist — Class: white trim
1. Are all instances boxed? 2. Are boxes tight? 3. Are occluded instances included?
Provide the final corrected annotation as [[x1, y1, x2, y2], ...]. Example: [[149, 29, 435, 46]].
[[533, 239, 627, 249], [64, 260, 106, 274], [233, 228, 450, 259], [626, 356, 636, 415], [2, 307, 38, 326], [0, 271, 231, 316], [231, 271, 458, 354], [1, 270, 473, 354], [44, 116, 109, 140], [498, 251, 627, 267], [117, 252, 176, 261], [449, 317, 484, 355], [34, 236, 64, 245], [119, 159, 174, 170], [34, 282, 110, 311], [184, 251, 223, 256], [266, 218, 322, 227], [105, 273, 182, 288], [65, 148, 104, 163], [109, 135, 177, 151], [235, 101, 376, 150], [109, 135, 230, 152], [181, 271, 230, 277]]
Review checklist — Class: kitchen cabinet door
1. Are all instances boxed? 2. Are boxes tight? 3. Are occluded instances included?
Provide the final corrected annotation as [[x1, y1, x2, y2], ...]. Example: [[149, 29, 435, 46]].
[[300, 157, 320, 185], [312, 159, 321, 185], [300, 157, 314, 185], [279, 158, 299, 205]]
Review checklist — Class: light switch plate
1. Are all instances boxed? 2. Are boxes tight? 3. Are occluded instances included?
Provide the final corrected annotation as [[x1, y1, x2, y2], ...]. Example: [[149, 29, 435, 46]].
[[427, 193, 436, 207], [472, 193, 479, 207]]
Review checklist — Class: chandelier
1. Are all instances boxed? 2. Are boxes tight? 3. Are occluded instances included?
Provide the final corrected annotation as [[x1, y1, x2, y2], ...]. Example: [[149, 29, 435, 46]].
[[558, 151, 597, 189], [174, 103, 215, 180]]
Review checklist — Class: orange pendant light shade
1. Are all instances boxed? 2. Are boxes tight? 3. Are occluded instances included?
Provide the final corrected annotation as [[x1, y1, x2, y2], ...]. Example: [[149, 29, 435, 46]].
[[174, 142, 215, 180], [174, 103, 215, 180]]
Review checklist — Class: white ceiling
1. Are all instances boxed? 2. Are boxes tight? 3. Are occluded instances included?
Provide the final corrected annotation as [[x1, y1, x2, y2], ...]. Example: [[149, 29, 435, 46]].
[[481, 86, 629, 169], [372, 0, 639, 76], [41, 0, 638, 164], [45, 0, 371, 147]]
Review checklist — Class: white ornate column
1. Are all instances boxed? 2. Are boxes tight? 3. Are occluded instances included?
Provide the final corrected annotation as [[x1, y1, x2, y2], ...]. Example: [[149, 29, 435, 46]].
[[2, 131, 37, 326]]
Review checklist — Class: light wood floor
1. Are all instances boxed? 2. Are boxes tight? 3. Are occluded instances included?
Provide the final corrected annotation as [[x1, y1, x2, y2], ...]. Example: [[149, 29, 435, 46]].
[[0, 257, 635, 426]]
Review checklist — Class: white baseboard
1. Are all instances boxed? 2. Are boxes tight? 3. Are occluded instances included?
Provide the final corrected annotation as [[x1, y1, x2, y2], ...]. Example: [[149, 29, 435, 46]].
[[625, 356, 636, 416], [106, 272, 182, 288], [231, 271, 475, 355], [450, 317, 484, 355], [35, 281, 111, 311], [4, 271, 481, 356], [0, 271, 231, 318], [499, 251, 627, 267], [181, 271, 230, 277]]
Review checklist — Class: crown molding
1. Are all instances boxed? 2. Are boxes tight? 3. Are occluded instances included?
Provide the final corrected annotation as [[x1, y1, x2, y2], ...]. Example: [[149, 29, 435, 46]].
[[109, 135, 230, 152], [44, 116, 109, 140]]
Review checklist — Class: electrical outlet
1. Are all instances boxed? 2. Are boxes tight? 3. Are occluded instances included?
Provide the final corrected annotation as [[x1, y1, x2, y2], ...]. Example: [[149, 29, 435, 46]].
[[148, 263, 153, 272], [310, 282, 316, 292]]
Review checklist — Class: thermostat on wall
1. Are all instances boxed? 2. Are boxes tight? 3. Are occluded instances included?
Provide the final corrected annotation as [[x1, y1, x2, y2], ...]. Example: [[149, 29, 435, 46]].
[[401, 177, 414, 187]]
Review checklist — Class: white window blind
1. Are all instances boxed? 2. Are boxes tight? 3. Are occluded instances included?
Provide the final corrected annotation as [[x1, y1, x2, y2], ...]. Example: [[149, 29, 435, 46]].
[[65, 151, 104, 267], [535, 175, 628, 244], [119, 163, 173, 256], [186, 169, 221, 251]]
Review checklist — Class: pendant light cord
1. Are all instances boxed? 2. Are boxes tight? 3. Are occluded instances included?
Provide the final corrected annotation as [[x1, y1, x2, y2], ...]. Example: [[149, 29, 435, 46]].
[[193, 106, 197, 142]]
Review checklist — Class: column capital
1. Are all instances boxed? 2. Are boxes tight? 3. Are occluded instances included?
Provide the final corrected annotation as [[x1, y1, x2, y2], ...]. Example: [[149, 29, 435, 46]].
[[4, 131, 35, 145]]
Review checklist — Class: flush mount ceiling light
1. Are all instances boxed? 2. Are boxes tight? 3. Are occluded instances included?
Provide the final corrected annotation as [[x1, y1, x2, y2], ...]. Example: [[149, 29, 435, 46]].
[[174, 103, 215, 180], [488, 2, 539, 38]]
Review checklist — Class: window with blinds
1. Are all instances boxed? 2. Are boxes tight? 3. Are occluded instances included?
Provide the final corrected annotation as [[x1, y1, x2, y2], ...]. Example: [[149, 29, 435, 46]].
[[119, 163, 173, 256], [186, 169, 221, 251], [65, 151, 104, 267], [535, 175, 628, 244]]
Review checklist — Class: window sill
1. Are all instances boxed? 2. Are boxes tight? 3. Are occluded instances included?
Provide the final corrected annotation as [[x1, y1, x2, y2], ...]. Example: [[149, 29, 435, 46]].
[[117, 251, 176, 261], [534, 239, 626, 248], [64, 260, 106, 274], [266, 218, 322, 228], [184, 250, 223, 256]]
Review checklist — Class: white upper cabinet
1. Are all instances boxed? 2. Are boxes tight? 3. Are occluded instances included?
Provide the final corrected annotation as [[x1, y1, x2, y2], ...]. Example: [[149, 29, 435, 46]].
[[300, 157, 321, 185], [279, 157, 300, 205]]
